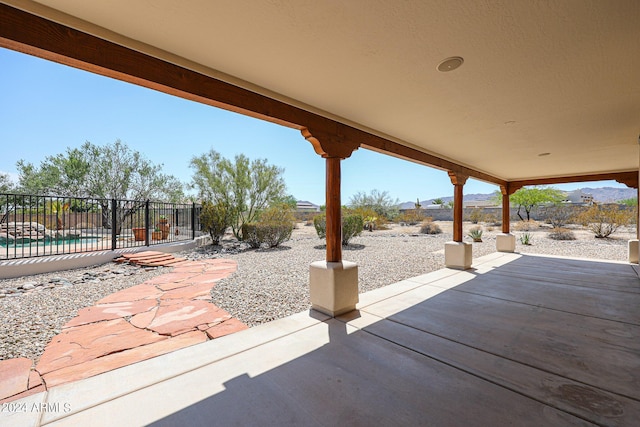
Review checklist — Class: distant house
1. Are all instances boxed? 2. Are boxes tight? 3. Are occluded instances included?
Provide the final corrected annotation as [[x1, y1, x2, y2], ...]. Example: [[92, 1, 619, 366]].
[[463, 200, 497, 209], [296, 200, 320, 212], [562, 190, 593, 205]]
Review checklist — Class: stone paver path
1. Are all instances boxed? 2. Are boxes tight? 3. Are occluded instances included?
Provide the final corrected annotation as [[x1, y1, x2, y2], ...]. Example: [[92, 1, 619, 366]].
[[0, 257, 247, 403]]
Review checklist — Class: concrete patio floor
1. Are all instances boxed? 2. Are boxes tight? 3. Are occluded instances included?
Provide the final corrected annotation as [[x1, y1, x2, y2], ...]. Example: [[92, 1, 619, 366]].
[[3, 252, 639, 426]]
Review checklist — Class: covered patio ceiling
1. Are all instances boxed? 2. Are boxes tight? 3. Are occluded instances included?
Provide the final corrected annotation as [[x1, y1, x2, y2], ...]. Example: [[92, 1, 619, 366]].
[[1, 0, 639, 187]]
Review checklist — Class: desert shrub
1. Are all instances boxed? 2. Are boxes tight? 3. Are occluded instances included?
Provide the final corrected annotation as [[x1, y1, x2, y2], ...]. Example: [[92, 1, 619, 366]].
[[419, 220, 442, 234], [313, 212, 364, 245], [313, 215, 327, 238], [575, 204, 634, 238], [548, 227, 576, 240], [241, 223, 262, 248], [242, 203, 295, 248], [467, 226, 483, 242], [513, 220, 538, 232], [200, 201, 230, 245], [466, 208, 485, 224], [342, 214, 364, 244], [545, 205, 573, 228], [241, 222, 293, 248], [519, 232, 533, 245], [483, 213, 501, 226], [396, 210, 423, 225], [258, 203, 296, 225], [352, 207, 385, 231]]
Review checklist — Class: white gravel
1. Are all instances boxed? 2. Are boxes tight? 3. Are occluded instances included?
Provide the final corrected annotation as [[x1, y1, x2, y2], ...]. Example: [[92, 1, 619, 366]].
[[0, 221, 634, 362]]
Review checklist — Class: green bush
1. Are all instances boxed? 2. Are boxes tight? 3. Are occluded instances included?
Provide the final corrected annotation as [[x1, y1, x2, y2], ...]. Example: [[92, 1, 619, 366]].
[[313, 212, 364, 245], [342, 214, 364, 244], [242, 222, 293, 248], [199, 201, 229, 245], [419, 220, 442, 234], [242, 203, 294, 248], [313, 215, 327, 239]]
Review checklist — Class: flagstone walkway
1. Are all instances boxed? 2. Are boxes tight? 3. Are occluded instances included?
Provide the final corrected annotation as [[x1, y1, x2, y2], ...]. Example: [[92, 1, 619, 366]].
[[0, 256, 247, 403]]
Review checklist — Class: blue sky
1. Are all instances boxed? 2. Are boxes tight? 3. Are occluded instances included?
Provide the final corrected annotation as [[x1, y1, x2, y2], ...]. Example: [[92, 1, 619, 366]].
[[0, 47, 626, 205]]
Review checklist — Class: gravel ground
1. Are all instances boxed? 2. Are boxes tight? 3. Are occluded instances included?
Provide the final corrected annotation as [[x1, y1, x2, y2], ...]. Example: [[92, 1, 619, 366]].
[[0, 265, 168, 362], [0, 221, 634, 362]]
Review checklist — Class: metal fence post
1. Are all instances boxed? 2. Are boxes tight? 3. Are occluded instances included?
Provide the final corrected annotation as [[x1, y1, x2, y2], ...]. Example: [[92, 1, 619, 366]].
[[111, 199, 117, 250], [145, 200, 150, 246], [192, 202, 196, 240]]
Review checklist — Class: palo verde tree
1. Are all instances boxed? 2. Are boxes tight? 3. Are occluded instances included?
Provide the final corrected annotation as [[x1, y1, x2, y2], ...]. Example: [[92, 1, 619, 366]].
[[348, 189, 399, 220], [494, 186, 564, 221], [16, 140, 184, 231], [189, 149, 287, 239]]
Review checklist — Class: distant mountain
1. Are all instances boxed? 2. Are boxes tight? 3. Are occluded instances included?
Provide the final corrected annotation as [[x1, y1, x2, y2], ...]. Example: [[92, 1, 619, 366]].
[[579, 187, 636, 203], [398, 187, 636, 209]]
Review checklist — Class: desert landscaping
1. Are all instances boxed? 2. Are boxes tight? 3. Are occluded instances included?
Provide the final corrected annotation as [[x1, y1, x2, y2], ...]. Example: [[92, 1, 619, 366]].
[[0, 219, 634, 363]]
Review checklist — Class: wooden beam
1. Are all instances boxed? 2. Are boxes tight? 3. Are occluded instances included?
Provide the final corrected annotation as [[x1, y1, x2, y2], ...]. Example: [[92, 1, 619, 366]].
[[509, 171, 638, 190], [0, 3, 505, 187]]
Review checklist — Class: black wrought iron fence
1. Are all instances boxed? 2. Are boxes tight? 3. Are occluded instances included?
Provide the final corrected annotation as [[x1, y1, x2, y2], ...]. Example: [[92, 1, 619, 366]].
[[0, 193, 203, 260]]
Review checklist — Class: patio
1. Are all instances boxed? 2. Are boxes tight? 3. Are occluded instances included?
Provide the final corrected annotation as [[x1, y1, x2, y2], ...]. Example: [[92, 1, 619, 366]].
[[4, 251, 639, 426]]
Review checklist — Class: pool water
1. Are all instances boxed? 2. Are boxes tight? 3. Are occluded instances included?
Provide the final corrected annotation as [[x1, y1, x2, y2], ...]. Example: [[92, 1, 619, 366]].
[[0, 237, 102, 248]]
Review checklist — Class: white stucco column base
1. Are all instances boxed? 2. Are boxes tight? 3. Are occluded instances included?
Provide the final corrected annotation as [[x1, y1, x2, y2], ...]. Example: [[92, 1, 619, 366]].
[[309, 260, 359, 316], [496, 233, 516, 253], [444, 241, 472, 270], [628, 239, 639, 264]]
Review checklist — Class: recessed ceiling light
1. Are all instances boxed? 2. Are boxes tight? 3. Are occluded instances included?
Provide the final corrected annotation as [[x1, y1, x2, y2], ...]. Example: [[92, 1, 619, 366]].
[[538, 152, 551, 157], [437, 57, 464, 72]]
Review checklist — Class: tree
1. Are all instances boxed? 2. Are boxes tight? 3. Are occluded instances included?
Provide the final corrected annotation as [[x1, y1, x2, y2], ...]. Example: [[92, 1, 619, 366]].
[[16, 140, 184, 231], [190, 149, 287, 239], [17, 140, 183, 201], [0, 172, 15, 194], [348, 189, 399, 220], [494, 186, 564, 221], [0, 172, 17, 223], [273, 194, 298, 210], [432, 198, 444, 207], [619, 197, 637, 207]]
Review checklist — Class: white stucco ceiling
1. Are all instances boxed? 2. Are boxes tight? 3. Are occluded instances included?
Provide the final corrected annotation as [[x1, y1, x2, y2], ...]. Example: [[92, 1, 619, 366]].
[[6, 0, 640, 181]]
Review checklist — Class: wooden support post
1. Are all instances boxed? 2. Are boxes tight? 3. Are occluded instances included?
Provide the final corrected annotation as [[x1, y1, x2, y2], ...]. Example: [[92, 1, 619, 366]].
[[453, 184, 463, 242], [303, 127, 359, 262], [304, 128, 360, 316], [326, 157, 342, 262], [448, 172, 468, 243], [500, 185, 510, 234]]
